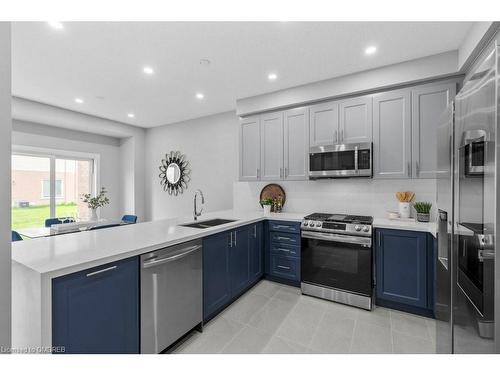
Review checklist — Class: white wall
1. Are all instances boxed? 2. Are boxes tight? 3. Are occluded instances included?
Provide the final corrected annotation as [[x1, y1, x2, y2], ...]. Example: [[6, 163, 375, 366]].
[[234, 179, 437, 220], [145, 111, 238, 221], [12, 120, 123, 220], [0, 22, 11, 351], [236, 51, 460, 116]]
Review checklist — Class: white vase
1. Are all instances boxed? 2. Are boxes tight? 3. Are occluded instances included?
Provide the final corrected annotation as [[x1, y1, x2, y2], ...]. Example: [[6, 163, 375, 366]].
[[398, 202, 411, 219], [263, 205, 271, 216], [90, 208, 98, 221]]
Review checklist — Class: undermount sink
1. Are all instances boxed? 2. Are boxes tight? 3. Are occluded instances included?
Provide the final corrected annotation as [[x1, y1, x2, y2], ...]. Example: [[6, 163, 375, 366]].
[[179, 218, 237, 229]]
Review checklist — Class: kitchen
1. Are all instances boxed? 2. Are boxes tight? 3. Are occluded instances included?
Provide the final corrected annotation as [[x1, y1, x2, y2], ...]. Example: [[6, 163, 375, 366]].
[[1, 8, 500, 372]]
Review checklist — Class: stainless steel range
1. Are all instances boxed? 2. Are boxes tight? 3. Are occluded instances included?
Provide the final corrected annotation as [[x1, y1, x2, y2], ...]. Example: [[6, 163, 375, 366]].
[[301, 213, 373, 310]]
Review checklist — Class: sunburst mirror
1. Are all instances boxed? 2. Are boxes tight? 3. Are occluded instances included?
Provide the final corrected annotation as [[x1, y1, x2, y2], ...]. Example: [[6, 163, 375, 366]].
[[159, 151, 191, 195]]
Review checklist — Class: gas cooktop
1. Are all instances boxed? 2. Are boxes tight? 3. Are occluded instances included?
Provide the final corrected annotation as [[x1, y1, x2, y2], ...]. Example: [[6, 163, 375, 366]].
[[304, 212, 373, 225]]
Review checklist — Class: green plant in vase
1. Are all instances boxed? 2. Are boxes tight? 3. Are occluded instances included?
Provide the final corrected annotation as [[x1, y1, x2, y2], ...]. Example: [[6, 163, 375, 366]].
[[413, 201, 432, 222], [260, 198, 273, 216], [82, 187, 110, 221]]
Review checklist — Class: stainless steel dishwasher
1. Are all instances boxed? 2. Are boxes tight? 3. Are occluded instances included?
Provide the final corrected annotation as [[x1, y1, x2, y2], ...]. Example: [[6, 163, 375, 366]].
[[140, 239, 202, 353]]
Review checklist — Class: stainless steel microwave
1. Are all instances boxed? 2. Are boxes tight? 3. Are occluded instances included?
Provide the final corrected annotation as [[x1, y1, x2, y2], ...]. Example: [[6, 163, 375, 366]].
[[309, 142, 372, 179]]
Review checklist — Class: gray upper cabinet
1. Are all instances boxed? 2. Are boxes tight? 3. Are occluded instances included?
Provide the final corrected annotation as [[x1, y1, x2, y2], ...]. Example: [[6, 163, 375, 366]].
[[411, 82, 456, 178], [373, 89, 412, 179], [309, 101, 339, 146], [339, 95, 373, 144], [239, 115, 261, 181], [260, 111, 284, 181], [284, 107, 309, 180]]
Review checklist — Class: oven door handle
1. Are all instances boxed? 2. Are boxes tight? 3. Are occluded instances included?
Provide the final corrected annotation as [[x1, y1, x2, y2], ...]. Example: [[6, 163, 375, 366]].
[[301, 231, 371, 246]]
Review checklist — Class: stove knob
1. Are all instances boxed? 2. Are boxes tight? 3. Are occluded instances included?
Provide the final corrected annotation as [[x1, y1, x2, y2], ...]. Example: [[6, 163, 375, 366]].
[[302, 221, 308, 227], [308, 220, 314, 227], [315, 222, 322, 227], [362, 226, 369, 232], [354, 225, 362, 231]]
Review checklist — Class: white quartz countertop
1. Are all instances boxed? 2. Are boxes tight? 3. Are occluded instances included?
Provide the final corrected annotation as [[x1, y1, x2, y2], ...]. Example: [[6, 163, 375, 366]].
[[373, 217, 437, 236], [12, 209, 436, 277], [11, 210, 305, 276]]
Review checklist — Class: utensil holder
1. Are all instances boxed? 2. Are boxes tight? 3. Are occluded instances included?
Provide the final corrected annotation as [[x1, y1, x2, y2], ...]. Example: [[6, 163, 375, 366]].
[[398, 202, 411, 218]]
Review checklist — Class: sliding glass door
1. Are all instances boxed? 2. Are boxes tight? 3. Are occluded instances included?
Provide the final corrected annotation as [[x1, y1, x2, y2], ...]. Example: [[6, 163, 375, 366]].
[[12, 152, 95, 230]]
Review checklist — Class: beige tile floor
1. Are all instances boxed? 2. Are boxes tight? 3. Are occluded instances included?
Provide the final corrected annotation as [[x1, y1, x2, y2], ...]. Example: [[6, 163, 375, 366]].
[[172, 280, 436, 354]]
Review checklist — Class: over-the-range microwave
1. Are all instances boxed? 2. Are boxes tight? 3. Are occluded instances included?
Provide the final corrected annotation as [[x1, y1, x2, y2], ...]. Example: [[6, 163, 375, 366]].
[[309, 142, 372, 179]]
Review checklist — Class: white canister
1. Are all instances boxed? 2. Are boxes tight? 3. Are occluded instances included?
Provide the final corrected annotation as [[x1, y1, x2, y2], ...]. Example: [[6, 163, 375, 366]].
[[398, 202, 411, 218], [263, 205, 271, 216]]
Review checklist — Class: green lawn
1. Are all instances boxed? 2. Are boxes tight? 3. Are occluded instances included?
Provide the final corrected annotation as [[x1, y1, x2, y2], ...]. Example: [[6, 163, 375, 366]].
[[12, 203, 78, 230]]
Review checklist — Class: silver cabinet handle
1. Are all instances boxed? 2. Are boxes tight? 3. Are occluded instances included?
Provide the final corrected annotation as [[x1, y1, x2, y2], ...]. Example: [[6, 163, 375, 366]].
[[415, 161, 420, 177], [86, 265, 117, 277], [254, 225, 257, 238], [279, 167, 283, 178], [284, 167, 288, 178], [276, 248, 290, 253], [407, 162, 411, 178], [229, 232, 233, 248], [234, 231, 237, 247], [273, 225, 290, 229], [277, 265, 291, 270], [334, 130, 338, 143], [341, 129, 344, 142], [142, 245, 202, 268]]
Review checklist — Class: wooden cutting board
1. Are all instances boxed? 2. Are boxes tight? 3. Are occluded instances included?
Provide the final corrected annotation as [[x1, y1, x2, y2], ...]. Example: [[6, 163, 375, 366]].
[[259, 184, 286, 210]]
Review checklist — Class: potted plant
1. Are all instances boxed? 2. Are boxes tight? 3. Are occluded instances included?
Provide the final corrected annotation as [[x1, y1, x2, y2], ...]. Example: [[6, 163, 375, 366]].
[[413, 202, 432, 222], [82, 187, 110, 221], [260, 198, 273, 216]]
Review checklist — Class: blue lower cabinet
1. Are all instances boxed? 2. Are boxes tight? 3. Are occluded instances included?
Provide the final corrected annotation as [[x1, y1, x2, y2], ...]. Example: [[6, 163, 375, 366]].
[[265, 220, 301, 285], [249, 222, 264, 283], [203, 231, 231, 321], [203, 224, 264, 321], [375, 228, 434, 316], [229, 226, 251, 298], [52, 257, 139, 354]]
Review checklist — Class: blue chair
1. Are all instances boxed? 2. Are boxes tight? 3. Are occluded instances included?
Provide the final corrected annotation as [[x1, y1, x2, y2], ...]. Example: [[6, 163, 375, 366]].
[[12, 231, 23, 242], [89, 224, 122, 231], [121, 215, 137, 224], [45, 217, 75, 227]]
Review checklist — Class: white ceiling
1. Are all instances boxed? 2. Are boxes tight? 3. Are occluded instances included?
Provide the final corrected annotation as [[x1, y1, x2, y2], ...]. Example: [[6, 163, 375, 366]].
[[12, 22, 472, 128]]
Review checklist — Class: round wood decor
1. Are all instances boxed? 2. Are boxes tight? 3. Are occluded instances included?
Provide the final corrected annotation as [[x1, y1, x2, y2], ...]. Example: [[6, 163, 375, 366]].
[[259, 184, 286, 209]]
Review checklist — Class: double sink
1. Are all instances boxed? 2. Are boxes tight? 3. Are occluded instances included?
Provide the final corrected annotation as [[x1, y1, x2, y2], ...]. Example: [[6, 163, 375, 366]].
[[179, 218, 237, 229]]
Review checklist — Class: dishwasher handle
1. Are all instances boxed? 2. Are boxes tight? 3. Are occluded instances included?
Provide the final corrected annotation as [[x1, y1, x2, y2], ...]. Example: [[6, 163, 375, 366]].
[[142, 245, 202, 269]]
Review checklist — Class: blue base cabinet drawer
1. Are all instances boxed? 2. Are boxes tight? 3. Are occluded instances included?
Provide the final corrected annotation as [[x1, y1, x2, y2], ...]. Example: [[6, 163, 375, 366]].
[[268, 221, 301, 234], [269, 254, 300, 281], [52, 257, 140, 354], [270, 232, 300, 246], [270, 242, 299, 256]]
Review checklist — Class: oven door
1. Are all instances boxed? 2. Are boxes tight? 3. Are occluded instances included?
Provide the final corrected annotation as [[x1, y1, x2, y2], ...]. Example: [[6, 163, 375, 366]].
[[301, 231, 372, 296]]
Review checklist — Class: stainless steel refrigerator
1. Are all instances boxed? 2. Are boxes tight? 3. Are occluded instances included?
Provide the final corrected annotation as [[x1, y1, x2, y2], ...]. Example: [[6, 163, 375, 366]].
[[436, 42, 499, 353]]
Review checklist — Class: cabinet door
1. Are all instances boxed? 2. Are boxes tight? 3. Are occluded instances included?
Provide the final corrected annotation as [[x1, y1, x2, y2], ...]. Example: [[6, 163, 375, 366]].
[[239, 115, 261, 181], [373, 89, 412, 179], [230, 226, 251, 298], [260, 111, 284, 180], [339, 95, 373, 143], [203, 231, 231, 321], [309, 101, 339, 146], [376, 229, 428, 308], [284, 107, 309, 180], [412, 83, 456, 178], [52, 257, 139, 354], [249, 222, 263, 283]]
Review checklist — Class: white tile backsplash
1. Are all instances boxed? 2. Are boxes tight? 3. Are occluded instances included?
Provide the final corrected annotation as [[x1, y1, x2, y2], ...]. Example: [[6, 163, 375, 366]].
[[233, 179, 437, 220]]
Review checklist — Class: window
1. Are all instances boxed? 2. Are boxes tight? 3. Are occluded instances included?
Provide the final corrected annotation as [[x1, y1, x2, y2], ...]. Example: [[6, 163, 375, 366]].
[[42, 179, 63, 198], [12, 150, 97, 230]]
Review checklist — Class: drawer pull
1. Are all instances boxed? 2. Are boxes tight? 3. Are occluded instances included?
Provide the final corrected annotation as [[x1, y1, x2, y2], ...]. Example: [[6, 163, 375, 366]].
[[277, 236, 293, 241], [277, 248, 290, 253], [274, 225, 291, 229], [86, 266, 117, 277], [277, 265, 291, 270]]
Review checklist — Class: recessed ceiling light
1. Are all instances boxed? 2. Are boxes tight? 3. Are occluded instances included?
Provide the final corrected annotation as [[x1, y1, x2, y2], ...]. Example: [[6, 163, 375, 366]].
[[74, 98, 84, 104], [47, 21, 64, 30], [365, 46, 377, 55], [143, 66, 154, 75], [268, 73, 278, 81], [195, 93, 205, 100], [127, 113, 135, 118], [199, 59, 211, 66]]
